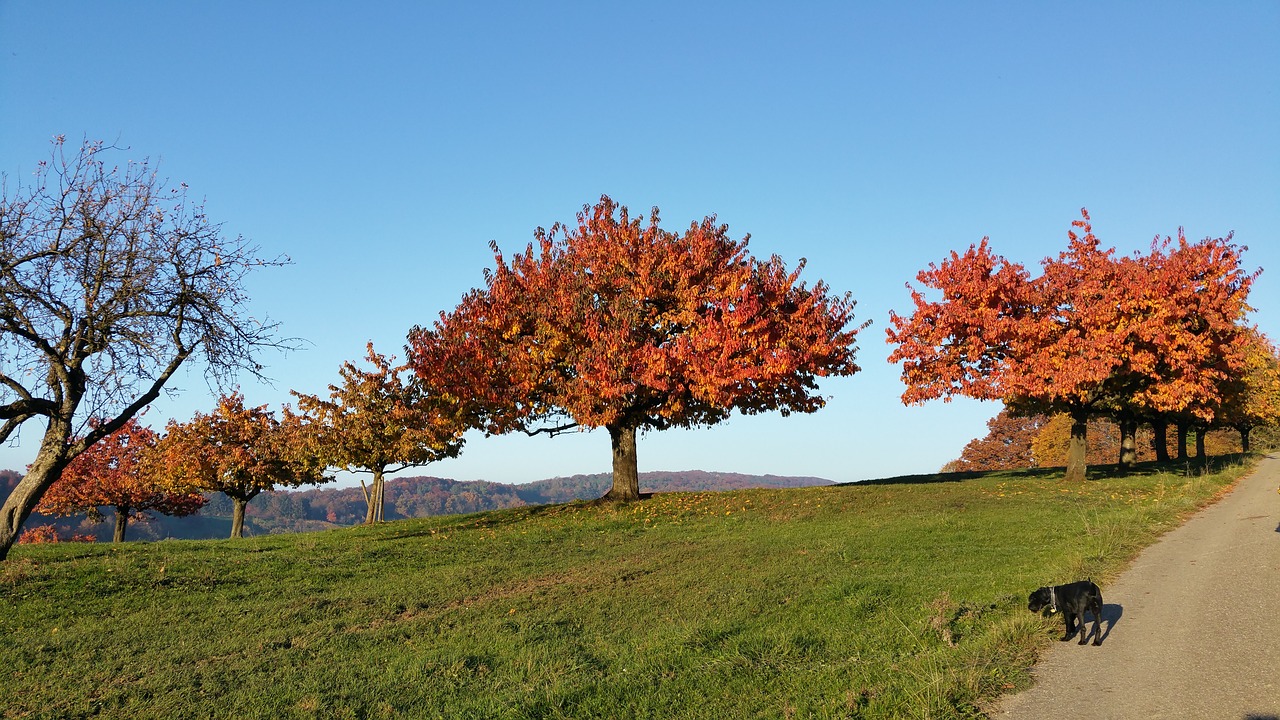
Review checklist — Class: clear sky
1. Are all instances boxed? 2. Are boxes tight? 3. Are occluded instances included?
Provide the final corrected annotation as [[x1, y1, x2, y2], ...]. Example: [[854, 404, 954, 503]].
[[1, 2, 1277, 488]]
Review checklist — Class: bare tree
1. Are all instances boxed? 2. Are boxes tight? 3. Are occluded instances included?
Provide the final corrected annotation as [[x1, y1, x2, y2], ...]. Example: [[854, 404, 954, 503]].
[[0, 136, 290, 559]]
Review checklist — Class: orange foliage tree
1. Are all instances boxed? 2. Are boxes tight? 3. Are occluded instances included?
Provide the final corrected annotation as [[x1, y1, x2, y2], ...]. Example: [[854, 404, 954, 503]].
[[1215, 328, 1280, 452], [1114, 229, 1258, 462], [37, 418, 205, 542], [408, 196, 864, 501], [17, 525, 60, 544], [888, 210, 1255, 481], [151, 393, 329, 538], [291, 343, 468, 524]]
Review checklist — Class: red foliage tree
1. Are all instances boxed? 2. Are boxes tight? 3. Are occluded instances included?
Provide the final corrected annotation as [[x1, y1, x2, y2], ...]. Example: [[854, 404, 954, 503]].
[[36, 418, 205, 542], [151, 393, 329, 538], [943, 408, 1046, 472], [408, 196, 863, 501], [888, 211, 1254, 481], [17, 525, 59, 544]]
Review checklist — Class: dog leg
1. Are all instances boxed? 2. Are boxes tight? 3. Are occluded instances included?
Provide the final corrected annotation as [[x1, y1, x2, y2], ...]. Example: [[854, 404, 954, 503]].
[[1089, 594, 1103, 646], [1061, 613, 1078, 642], [1076, 610, 1089, 645]]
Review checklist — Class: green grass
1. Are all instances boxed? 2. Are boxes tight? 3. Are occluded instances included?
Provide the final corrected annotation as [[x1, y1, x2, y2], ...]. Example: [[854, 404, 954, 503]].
[[0, 456, 1256, 719]]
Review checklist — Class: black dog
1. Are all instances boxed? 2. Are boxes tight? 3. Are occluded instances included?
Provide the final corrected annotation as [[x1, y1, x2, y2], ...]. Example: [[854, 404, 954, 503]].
[[1028, 580, 1104, 646]]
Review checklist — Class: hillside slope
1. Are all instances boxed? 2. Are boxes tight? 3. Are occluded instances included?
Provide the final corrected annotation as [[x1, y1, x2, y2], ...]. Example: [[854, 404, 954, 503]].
[[3, 469, 831, 541], [1, 459, 1252, 719]]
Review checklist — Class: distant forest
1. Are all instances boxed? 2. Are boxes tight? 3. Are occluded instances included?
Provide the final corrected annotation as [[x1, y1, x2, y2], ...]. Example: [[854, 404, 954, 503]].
[[1, 469, 830, 542]]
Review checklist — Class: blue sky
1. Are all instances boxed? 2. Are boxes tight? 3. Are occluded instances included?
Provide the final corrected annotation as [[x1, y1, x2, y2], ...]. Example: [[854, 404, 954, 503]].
[[1, 2, 1277, 487]]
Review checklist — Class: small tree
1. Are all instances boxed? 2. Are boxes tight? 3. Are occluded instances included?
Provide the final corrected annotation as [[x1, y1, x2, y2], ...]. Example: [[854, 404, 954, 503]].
[[409, 196, 863, 501], [943, 407, 1045, 472], [37, 418, 205, 542], [152, 393, 329, 538], [0, 137, 288, 559], [291, 343, 467, 524], [1215, 328, 1280, 452]]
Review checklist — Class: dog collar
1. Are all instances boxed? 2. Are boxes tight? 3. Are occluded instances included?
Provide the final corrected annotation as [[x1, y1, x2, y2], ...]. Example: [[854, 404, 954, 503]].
[[1049, 586, 1058, 613]]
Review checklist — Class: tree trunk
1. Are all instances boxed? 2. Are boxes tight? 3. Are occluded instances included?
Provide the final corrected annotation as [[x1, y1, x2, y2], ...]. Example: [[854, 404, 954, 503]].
[[373, 470, 386, 523], [1240, 426, 1251, 454], [360, 466, 384, 520], [113, 508, 129, 543], [1195, 428, 1206, 460], [361, 479, 374, 524], [362, 468, 387, 524], [230, 497, 249, 538], [1152, 421, 1170, 462], [1117, 417, 1138, 471], [0, 420, 74, 560], [1176, 421, 1189, 461], [602, 424, 641, 502], [1064, 412, 1088, 482]]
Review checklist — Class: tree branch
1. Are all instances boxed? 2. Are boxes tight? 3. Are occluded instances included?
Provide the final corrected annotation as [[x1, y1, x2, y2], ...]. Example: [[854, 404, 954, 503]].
[[523, 421, 580, 438], [70, 344, 195, 456], [0, 415, 31, 445]]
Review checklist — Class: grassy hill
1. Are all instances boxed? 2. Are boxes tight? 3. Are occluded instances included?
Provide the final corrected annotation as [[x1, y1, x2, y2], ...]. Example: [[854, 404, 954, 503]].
[[0, 457, 1253, 719]]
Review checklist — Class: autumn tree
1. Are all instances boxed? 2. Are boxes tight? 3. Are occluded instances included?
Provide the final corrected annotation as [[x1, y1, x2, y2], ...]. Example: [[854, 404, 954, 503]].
[[1120, 230, 1257, 439], [291, 343, 467, 524], [943, 409, 1153, 473], [152, 393, 328, 538], [0, 137, 288, 559], [886, 216, 1119, 481], [888, 210, 1254, 481], [408, 196, 863, 501], [36, 418, 205, 542], [1030, 414, 1130, 469], [942, 407, 1045, 472], [1214, 328, 1280, 452]]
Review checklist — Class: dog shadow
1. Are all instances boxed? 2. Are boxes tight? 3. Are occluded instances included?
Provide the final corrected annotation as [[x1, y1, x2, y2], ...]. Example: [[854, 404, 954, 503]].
[[1092, 603, 1123, 645]]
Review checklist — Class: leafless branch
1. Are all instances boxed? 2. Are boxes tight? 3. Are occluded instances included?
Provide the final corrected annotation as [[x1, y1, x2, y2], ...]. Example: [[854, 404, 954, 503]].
[[523, 421, 580, 438]]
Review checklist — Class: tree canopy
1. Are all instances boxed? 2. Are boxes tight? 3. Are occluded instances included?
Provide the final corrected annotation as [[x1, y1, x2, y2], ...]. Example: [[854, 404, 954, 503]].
[[151, 393, 329, 538], [887, 210, 1256, 480], [408, 195, 864, 500], [1214, 328, 1280, 451], [291, 343, 467, 523], [37, 418, 205, 542]]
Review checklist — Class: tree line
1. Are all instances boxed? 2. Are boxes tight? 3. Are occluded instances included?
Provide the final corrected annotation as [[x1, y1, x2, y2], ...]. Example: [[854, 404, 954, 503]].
[[0, 139, 1268, 559], [942, 408, 1279, 474], [886, 209, 1272, 481]]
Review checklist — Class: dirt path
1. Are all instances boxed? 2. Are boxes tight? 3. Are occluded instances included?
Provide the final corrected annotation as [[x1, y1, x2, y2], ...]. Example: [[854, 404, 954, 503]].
[[992, 455, 1280, 720]]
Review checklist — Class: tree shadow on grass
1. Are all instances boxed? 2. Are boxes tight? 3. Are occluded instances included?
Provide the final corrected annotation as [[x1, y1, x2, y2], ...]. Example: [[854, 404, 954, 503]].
[[840, 467, 1062, 487], [840, 453, 1258, 488]]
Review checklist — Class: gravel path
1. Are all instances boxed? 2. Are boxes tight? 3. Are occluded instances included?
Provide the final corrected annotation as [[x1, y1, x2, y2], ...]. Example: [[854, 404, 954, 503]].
[[992, 455, 1280, 720]]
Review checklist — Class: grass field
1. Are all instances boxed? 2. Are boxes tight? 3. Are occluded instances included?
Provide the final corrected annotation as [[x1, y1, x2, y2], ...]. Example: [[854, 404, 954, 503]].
[[0, 457, 1255, 719]]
